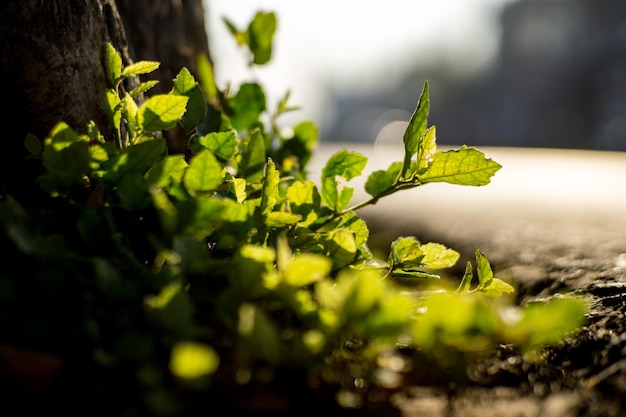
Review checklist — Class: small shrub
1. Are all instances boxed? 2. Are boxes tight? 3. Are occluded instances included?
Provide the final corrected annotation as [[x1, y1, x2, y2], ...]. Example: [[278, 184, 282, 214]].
[[0, 10, 586, 414]]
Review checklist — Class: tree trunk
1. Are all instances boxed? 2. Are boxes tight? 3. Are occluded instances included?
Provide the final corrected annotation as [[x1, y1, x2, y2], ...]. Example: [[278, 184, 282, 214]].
[[0, 0, 211, 200]]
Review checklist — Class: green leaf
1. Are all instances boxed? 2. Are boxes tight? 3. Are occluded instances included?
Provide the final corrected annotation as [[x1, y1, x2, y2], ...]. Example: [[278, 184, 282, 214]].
[[103, 89, 122, 131], [456, 261, 474, 293], [283, 254, 332, 287], [326, 229, 357, 269], [169, 341, 219, 379], [172, 67, 207, 131], [364, 161, 402, 197], [286, 180, 320, 226], [239, 129, 267, 182], [194, 131, 239, 161], [260, 158, 280, 216], [101, 139, 167, 184], [105, 43, 122, 87], [137, 94, 189, 132], [118, 171, 150, 211], [222, 17, 246, 46], [389, 236, 423, 268], [416, 125, 437, 174], [247, 11, 277, 65], [177, 196, 248, 238], [146, 155, 188, 189], [507, 297, 587, 348], [419, 146, 502, 186], [391, 269, 441, 280], [121, 60, 160, 78], [342, 269, 384, 319], [419, 242, 459, 269], [321, 149, 367, 211], [183, 149, 226, 195], [196, 53, 218, 99], [129, 80, 159, 98], [230, 83, 266, 131], [475, 249, 493, 289], [401, 81, 429, 179], [265, 212, 302, 228]]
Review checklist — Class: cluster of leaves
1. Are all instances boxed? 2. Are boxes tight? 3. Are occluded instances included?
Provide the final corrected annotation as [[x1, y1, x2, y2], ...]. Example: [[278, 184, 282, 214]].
[[0, 11, 586, 414]]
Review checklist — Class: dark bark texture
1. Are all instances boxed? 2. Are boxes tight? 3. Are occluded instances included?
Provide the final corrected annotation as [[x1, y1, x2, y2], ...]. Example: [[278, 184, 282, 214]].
[[0, 0, 211, 200]]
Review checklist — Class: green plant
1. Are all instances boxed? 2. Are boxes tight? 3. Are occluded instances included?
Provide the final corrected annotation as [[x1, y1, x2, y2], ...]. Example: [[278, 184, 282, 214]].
[[0, 10, 586, 414]]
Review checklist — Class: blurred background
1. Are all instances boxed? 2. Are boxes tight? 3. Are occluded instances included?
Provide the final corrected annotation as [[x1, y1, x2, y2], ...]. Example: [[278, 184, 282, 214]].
[[205, 0, 626, 151]]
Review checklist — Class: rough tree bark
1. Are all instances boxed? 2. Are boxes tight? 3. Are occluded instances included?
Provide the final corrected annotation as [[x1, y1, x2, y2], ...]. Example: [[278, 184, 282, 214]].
[[0, 0, 211, 200]]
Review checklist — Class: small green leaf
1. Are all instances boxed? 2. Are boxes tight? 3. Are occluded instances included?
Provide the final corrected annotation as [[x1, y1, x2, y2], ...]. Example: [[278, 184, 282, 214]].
[[265, 212, 302, 228], [170, 341, 219, 379], [183, 149, 226, 195], [416, 125, 437, 174], [196, 53, 218, 99], [172, 67, 207, 131], [342, 269, 384, 319], [364, 162, 402, 198], [456, 261, 474, 293], [419, 146, 502, 186], [419, 242, 459, 269], [223, 17, 246, 46], [286, 180, 320, 226], [247, 11, 277, 65], [326, 229, 357, 269], [105, 43, 122, 87], [475, 249, 493, 289], [104, 89, 122, 131], [401, 81, 429, 179], [122, 60, 160, 78], [260, 158, 280, 216], [321, 149, 367, 211], [137, 94, 189, 132], [283, 254, 332, 287], [118, 171, 150, 211], [101, 139, 167, 184], [230, 83, 266, 131], [129, 80, 159, 98], [194, 130, 238, 161], [391, 269, 440, 280], [239, 129, 267, 182], [389, 236, 423, 268]]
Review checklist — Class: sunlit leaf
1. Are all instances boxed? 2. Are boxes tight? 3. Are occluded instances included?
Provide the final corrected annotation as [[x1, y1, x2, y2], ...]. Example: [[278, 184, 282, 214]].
[[419, 146, 502, 186], [283, 254, 332, 287], [170, 342, 219, 379], [321, 149, 367, 211], [172, 67, 207, 131], [247, 11, 277, 65], [401, 80, 429, 178], [122, 60, 160, 78], [239, 129, 267, 182], [419, 242, 459, 269], [183, 149, 225, 195], [260, 158, 279, 215], [137, 94, 189, 132], [364, 162, 402, 198], [195, 130, 239, 161], [105, 43, 122, 87]]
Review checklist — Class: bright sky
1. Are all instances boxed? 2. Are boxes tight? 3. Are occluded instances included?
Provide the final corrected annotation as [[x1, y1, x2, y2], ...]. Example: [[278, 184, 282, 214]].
[[204, 0, 519, 125]]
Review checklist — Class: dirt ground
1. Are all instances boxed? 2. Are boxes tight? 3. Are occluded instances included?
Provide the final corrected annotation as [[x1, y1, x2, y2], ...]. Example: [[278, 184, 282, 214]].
[[308, 144, 626, 417]]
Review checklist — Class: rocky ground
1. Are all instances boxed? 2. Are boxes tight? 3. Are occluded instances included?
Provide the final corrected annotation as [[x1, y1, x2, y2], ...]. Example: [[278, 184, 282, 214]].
[[321, 144, 626, 417]]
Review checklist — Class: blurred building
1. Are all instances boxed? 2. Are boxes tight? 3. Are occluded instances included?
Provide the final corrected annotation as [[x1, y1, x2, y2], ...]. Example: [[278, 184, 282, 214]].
[[321, 0, 626, 151]]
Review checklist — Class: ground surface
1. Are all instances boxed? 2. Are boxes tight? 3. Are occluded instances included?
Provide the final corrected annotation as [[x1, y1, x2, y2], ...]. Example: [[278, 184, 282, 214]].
[[311, 144, 626, 416]]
